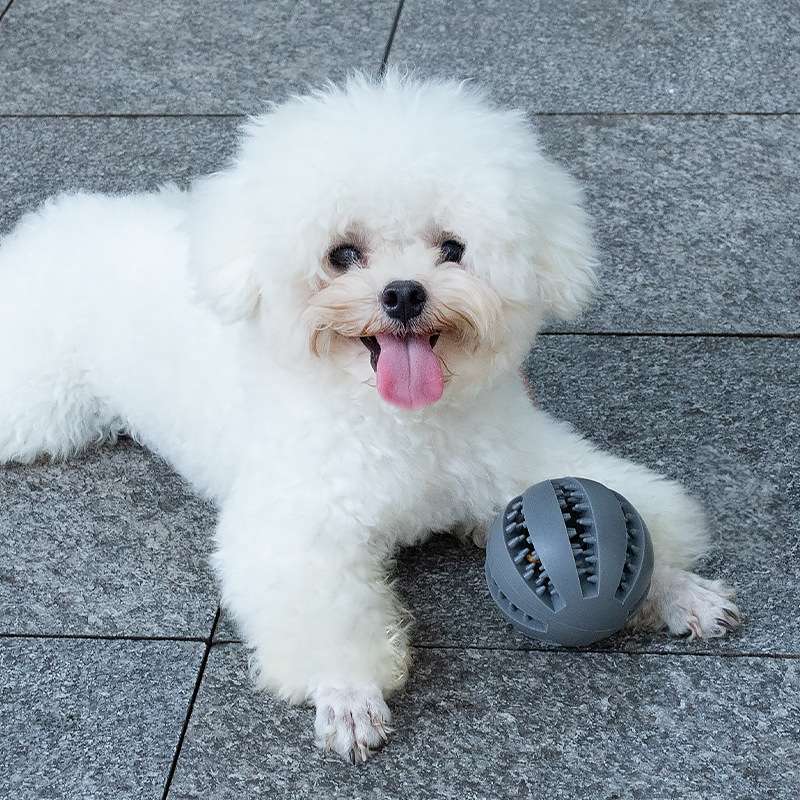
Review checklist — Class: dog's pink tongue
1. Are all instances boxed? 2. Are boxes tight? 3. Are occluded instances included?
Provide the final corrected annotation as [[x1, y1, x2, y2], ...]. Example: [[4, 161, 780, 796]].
[[375, 334, 444, 410]]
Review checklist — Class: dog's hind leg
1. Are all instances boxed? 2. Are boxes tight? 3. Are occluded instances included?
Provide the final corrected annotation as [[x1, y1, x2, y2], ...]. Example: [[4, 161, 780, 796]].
[[0, 200, 123, 464], [0, 304, 124, 463], [0, 330, 122, 464]]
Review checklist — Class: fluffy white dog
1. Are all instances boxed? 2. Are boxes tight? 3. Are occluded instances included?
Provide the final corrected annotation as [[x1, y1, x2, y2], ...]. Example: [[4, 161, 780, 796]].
[[0, 72, 740, 762]]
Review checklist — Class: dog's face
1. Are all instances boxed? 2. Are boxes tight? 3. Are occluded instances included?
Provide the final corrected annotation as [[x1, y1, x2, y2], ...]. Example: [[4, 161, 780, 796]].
[[306, 229, 504, 409], [190, 73, 595, 411]]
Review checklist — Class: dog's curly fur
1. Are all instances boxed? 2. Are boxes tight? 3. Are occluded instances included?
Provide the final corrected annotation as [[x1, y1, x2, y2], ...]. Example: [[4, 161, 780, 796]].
[[0, 71, 740, 762]]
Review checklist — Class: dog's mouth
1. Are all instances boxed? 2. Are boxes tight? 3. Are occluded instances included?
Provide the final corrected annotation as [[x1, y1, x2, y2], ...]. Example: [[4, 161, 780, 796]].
[[360, 334, 443, 410]]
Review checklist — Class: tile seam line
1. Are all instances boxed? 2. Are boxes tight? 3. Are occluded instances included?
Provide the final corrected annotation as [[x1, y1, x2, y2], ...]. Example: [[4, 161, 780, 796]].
[[209, 638, 800, 661], [0, 112, 247, 119], [0, 631, 208, 643], [380, 0, 406, 76], [0, 0, 14, 25], [539, 330, 800, 340], [412, 643, 800, 661], [534, 111, 800, 117], [1, 111, 800, 120], [161, 606, 220, 800]]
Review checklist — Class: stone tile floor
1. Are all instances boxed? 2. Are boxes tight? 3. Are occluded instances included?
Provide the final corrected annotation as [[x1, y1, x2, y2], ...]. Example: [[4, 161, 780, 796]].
[[1, 1, 798, 798]]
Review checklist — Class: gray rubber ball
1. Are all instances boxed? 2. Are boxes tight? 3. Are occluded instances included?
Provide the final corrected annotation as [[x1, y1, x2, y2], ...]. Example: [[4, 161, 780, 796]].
[[485, 477, 654, 646]]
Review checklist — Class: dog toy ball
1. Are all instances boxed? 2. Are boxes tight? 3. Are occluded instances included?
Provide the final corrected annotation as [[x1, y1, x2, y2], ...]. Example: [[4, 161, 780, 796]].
[[485, 477, 654, 646]]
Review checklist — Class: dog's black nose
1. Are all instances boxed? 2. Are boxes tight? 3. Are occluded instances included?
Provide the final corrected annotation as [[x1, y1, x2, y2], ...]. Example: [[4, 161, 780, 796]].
[[380, 280, 427, 323]]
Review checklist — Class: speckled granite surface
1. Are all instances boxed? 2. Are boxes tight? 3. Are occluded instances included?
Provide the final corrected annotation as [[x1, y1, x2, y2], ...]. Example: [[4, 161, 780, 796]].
[[0, 438, 218, 637], [168, 644, 800, 800], [4, 115, 797, 332], [536, 116, 800, 333], [0, 117, 239, 235], [0, 0, 396, 114], [392, 0, 800, 112], [1, 638, 204, 800], [2, 0, 797, 797]]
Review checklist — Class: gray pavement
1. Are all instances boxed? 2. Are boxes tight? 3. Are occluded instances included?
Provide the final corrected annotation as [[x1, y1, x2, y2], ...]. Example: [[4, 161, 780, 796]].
[[1, 2, 798, 798]]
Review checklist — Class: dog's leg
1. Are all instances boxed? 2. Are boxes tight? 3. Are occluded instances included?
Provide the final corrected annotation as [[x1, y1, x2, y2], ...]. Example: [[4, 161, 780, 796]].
[[214, 484, 409, 762], [480, 406, 742, 639], [626, 563, 740, 638], [0, 221, 123, 463]]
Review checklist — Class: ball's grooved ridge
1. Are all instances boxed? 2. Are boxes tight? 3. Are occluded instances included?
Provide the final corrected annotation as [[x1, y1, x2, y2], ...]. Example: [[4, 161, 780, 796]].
[[487, 573, 547, 633], [551, 478, 599, 599], [614, 492, 648, 602], [485, 478, 655, 647], [501, 495, 559, 611]]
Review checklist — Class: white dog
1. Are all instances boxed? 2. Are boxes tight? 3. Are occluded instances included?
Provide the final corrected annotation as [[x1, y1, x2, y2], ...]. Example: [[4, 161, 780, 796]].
[[0, 72, 740, 762]]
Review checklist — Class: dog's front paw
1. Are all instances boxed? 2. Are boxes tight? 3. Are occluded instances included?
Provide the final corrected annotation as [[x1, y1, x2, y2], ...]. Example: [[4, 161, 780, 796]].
[[632, 567, 742, 639], [663, 572, 742, 639], [313, 685, 391, 763]]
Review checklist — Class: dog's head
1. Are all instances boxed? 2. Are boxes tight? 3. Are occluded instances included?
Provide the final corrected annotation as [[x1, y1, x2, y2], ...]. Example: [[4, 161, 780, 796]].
[[189, 72, 595, 411]]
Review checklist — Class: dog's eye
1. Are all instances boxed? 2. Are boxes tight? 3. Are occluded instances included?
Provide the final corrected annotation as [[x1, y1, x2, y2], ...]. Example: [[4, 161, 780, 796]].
[[328, 244, 362, 271], [440, 239, 465, 264]]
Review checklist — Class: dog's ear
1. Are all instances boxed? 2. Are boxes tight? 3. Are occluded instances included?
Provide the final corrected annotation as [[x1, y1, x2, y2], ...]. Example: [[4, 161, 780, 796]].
[[528, 156, 598, 321], [188, 170, 261, 323]]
